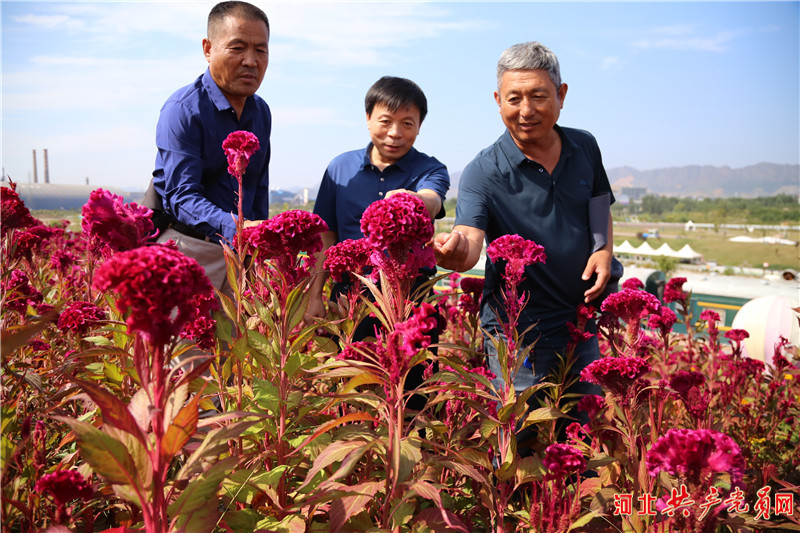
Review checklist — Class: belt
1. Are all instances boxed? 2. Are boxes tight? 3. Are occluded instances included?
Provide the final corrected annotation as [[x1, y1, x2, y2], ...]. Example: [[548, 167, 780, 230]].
[[170, 221, 214, 243]]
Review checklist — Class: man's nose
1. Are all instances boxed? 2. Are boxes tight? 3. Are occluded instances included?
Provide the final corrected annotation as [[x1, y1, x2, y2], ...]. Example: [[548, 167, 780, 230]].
[[242, 48, 257, 66], [387, 123, 402, 137], [520, 97, 535, 117]]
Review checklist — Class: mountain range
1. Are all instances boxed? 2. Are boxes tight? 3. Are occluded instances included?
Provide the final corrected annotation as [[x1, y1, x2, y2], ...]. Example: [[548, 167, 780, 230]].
[[445, 163, 799, 199]]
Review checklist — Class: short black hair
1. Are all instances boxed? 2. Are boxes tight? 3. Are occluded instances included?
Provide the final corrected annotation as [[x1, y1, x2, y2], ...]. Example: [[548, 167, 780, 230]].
[[365, 76, 428, 123], [208, 1, 269, 37]]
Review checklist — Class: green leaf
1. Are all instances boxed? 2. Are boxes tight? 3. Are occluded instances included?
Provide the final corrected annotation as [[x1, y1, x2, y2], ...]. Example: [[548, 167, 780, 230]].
[[518, 406, 569, 430], [168, 456, 238, 533], [70, 378, 146, 445], [301, 439, 374, 490], [176, 419, 259, 481], [161, 394, 199, 459], [328, 480, 382, 532], [52, 416, 140, 487], [398, 437, 422, 483]]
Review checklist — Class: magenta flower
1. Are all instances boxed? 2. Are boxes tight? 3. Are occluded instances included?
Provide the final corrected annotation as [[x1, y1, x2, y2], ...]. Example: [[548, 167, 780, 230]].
[[669, 371, 709, 418], [601, 288, 661, 324], [458, 276, 484, 314], [57, 301, 107, 336], [93, 244, 216, 347], [580, 356, 651, 400], [35, 469, 93, 505], [360, 192, 433, 269], [393, 302, 440, 357], [577, 394, 606, 420], [1, 185, 40, 236], [12, 225, 62, 262], [621, 277, 645, 291], [724, 329, 749, 343], [324, 238, 371, 283], [647, 305, 677, 338], [663, 277, 689, 304], [2, 269, 43, 313], [542, 443, 586, 481], [222, 130, 260, 180], [486, 234, 546, 288], [646, 428, 745, 485], [81, 188, 154, 257]]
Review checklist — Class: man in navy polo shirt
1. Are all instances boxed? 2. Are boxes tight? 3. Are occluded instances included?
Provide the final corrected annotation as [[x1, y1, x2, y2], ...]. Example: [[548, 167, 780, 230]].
[[151, 1, 271, 289], [434, 42, 617, 412], [308, 76, 450, 320]]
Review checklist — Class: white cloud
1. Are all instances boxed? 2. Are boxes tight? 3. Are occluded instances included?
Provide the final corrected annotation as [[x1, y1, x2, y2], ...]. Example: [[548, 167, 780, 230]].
[[633, 26, 750, 53], [11, 13, 86, 31]]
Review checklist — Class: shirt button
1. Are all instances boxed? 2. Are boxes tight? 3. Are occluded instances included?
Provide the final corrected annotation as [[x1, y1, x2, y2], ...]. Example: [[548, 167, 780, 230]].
[[538, 168, 544, 173], [380, 177, 384, 182], [379, 192, 384, 196]]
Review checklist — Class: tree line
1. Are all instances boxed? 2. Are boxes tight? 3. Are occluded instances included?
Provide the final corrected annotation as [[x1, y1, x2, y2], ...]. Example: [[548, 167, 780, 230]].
[[612, 194, 799, 224]]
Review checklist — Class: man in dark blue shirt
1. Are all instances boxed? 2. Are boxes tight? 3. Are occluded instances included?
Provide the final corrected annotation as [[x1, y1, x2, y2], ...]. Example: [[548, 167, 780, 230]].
[[434, 42, 616, 399], [152, 1, 271, 289], [308, 76, 450, 319]]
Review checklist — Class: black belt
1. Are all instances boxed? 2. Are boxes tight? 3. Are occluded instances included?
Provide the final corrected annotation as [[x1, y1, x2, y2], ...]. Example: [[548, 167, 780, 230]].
[[170, 221, 214, 243]]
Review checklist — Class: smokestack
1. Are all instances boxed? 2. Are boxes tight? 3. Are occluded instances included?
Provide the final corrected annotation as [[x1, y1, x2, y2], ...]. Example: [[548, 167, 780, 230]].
[[43, 149, 50, 184], [32, 150, 38, 183]]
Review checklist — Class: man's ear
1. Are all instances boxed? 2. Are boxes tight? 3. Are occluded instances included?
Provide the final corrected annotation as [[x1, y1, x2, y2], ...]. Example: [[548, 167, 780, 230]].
[[202, 38, 212, 62]]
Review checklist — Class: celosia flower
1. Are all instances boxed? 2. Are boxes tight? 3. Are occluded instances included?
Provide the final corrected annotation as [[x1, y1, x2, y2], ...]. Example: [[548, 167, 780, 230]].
[[92, 244, 216, 347], [81, 188, 154, 256], [180, 293, 218, 351], [647, 305, 677, 338], [622, 277, 645, 291], [670, 371, 709, 418], [646, 428, 745, 485], [13, 225, 62, 262], [580, 356, 651, 400], [35, 469, 93, 505], [601, 288, 661, 325], [663, 277, 689, 304], [28, 340, 51, 351], [542, 443, 586, 481], [577, 394, 606, 420], [393, 302, 440, 357], [2, 269, 43, 313], [724, 329, 749, 343], [222, 130, 260, 179], [486, 234, 546, 289], [360, 192, 434, 271], [57, 301, 107, 336], [324, 238, 371, 283], [337, 340, 378, 363], [50, 249, 78, 274], [1, 184, 40, 236], [443, 365, 498, 424], [458, 276, 484, 314]]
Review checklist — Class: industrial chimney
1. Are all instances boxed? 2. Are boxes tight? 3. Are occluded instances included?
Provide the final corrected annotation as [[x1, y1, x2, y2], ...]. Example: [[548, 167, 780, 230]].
[[43, 149, 50, 184], [32, 150, 38, 184]]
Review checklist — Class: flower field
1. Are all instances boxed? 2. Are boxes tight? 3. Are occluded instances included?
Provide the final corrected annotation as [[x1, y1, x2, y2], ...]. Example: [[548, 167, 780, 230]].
[[2, 144, 799, 532]]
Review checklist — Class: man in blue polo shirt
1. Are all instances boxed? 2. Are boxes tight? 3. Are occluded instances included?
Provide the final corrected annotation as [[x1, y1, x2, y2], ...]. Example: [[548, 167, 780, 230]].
[[151, 1, 271, 289], [434, 42, 618, 409], [308, 76, 450, 320]]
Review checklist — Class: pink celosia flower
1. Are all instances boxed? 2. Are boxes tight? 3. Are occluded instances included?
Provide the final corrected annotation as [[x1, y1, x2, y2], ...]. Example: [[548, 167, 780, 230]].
[[35, 469, 93, 505], [699, 309, 720, 323], [724, 329, 749, 343], [577, 394, 606, 420], [359, 193, 435, 285], [81, 188, 154, 257], [50, 249, 78, 274], [222, 130, 260, 180], [486, 234, 546, 289], [337, 340, 378, 363], [57, 301, 107, 336], [393, 302, 440, 357], [580, 356, 651, 400], [663, 277, 689, 304], [669, 371, 709, 418], [646, 428, 745, 485], [542, 443, 586, 481], [92, 244, 216, 347], [622, 277, 645, 291], [324, 238, 371, 283], [1, 184, 40, 236], [647, 305, 677, 338], [601, 288, 661, 324]]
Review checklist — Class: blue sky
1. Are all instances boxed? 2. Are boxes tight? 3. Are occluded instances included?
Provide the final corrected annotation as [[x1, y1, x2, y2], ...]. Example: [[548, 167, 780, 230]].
[[2, 1, 798, 194]]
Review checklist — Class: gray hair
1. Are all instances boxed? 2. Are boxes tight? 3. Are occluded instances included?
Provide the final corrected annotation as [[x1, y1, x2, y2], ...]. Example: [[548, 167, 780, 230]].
[[496, 41, 562, 91]]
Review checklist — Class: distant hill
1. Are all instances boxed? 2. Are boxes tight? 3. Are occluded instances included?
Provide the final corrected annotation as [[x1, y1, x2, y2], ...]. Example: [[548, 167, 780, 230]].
[[446, 163, 798, 199], [606, 163, 798, 198]]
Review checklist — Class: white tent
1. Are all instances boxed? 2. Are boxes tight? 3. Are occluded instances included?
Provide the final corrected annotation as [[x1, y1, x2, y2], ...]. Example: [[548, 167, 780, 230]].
[[654, 243, 676, 256], [636, 241, 657, 256], [614, 240, 638, 254], [675, 244, 704, 264]]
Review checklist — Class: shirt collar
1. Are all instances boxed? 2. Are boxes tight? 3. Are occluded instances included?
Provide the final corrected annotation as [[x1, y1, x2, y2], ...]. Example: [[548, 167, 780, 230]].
[[500, 124, 576, 167], [202, 69, 257, 118], [361, 143, 419, 172]]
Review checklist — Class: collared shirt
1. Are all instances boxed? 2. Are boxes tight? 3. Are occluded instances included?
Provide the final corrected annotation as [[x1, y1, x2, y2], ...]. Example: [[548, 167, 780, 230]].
[[313, 144, 450, 242], [455, 125, 614, 349], [153, 69, 271, 243]]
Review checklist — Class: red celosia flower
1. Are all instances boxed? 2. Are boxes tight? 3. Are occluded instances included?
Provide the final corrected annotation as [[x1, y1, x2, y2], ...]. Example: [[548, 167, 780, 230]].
[[360, 192, 433, 265], [699, 309, 720, 323], [1, 184, 40, 236], [670, 370, 709, 418], [180, 292, 218, 351], [50, 249, 78, 274], [337, 340, 377, 363], [622, 277, 645, 291], [663, 277, 689, 304], [324, 238, 371, 283], [486, 234, 546, 289], [2, 269, 43, 313], [577, 394, 606, 420], [646, 428, 745, 485], [81, 188, 154, 257], [580, 356, 651, 400], [57, 301, 107, 336], [28, 340, 51, 351], [647, 305, 677, 337], [601, 288, 661, 324], [13, 225, 62, 262], [35, 469, 93, 505], [92, 244, 216, 347], [542, 443, 586, 481], [222, 130, 260, 180], [458, 276, 484, 314], [724, 329, 749, 343]]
